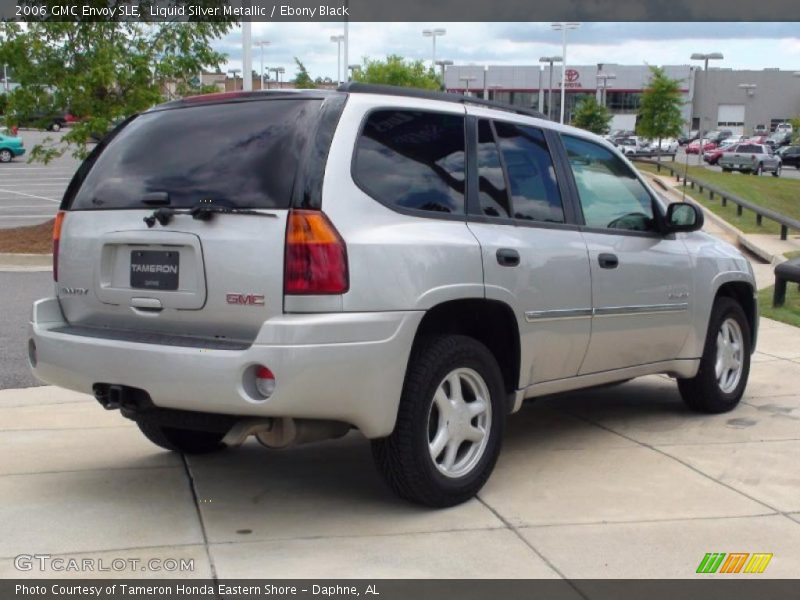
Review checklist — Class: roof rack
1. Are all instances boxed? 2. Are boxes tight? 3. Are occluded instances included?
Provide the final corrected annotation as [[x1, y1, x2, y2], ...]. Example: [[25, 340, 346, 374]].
[[337, 82, 548, 121]]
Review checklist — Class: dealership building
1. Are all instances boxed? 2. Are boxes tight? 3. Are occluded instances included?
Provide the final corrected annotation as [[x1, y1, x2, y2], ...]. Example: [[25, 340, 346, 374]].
[[443, 64, 800, 135]]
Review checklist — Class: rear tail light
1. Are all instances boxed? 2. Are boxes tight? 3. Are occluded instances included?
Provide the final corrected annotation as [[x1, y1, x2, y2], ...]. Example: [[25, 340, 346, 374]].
[[52, 211, 65, 282], [255, 366, 276, 399], [284, 210, 349, 295]]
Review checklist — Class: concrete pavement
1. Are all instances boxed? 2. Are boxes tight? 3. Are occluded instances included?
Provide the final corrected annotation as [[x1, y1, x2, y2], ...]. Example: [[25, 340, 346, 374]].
[[1, 330, 799, 579]]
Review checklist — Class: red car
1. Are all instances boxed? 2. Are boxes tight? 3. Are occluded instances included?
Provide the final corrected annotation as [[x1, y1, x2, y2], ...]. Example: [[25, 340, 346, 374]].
[[703, 143, 736, 165], [687, 139, 717, 154]]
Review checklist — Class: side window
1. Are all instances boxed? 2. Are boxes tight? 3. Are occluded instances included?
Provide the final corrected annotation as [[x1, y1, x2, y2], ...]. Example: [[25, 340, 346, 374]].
[[493, 121, 565, 223], [562, 135, 656, 232], [354, 110, 465, 215], [476, 120, 510, 218]]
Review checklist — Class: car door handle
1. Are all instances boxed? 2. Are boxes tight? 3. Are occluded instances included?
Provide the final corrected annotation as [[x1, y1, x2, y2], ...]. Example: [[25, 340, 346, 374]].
[[496, 248, 520, 267], [598, 253, 619, 269]]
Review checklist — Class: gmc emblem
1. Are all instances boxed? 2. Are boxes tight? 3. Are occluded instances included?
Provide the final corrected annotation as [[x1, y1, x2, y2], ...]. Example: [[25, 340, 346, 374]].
[[226, 293, 265, 306]]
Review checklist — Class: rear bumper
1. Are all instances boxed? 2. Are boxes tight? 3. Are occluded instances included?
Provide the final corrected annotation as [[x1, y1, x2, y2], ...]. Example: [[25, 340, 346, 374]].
[[29, 297, 423, 438]]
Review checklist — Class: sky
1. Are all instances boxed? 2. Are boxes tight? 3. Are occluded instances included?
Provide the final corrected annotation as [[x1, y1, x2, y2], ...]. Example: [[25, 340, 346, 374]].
[[214, 22, 800, 82]]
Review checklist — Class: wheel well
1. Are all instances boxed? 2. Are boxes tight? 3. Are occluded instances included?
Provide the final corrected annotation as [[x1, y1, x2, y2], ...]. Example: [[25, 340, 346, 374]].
[[413, 299, 521, 401], [716, 282, 756, 338]]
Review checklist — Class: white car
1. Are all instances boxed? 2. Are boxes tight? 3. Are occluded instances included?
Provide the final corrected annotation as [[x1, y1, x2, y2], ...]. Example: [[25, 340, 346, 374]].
[[648, 138, 679, 153]]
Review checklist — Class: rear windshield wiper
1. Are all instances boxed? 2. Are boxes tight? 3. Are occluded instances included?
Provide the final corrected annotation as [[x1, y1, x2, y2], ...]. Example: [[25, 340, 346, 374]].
[[143, 204, 277, 228]]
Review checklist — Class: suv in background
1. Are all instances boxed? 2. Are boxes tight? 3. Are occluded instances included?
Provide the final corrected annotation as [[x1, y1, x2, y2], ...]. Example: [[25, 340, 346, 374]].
[[777, 145, 800, 168], [29, 84, 758, 507], [718, 142, 782, 176]]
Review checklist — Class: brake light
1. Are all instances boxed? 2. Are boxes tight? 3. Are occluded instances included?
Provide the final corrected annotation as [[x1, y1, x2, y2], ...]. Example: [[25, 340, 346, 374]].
[[284, 210, 348, 295], [52, 211, 65, 282]]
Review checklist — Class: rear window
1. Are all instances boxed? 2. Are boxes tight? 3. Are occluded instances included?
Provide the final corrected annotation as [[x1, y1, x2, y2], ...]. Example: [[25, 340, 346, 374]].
[[67, 99, 324, 210], [353, 110, 466, 215]]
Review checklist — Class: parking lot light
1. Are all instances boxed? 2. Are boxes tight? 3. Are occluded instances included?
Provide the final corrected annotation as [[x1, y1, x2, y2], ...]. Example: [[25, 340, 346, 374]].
[[552, 22, 581, 124], [459, 75, 477, 96], [422, 28, 447, 70], [539, 56, 563, 121], [435, 59, 453, 88], [330, 35, 345, 86], [255, 40, 271, 90], [690, 52, 724, 164]]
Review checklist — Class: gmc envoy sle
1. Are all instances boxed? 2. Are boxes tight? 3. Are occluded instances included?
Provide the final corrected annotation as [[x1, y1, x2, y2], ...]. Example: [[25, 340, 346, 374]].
[[29, 84, 757, 507]]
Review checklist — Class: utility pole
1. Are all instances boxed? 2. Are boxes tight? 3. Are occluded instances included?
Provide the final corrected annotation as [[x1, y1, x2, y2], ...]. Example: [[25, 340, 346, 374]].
[[539, 56, 562, 121], [242, 21, 252, 91], [255, 40, 270, 90], [552, 22, 580, 124]]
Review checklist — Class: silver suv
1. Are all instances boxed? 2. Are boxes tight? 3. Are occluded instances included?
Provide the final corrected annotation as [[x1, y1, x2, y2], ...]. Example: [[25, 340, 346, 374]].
[[29, 84, 758, 507]]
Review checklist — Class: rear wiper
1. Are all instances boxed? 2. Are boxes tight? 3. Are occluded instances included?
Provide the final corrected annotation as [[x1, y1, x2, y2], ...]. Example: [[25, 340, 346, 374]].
[[143, 204, 277, 228]]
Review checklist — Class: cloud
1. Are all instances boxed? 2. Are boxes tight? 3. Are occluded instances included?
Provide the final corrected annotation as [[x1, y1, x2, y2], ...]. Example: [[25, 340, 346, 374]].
[[213, 22, 800, 82]]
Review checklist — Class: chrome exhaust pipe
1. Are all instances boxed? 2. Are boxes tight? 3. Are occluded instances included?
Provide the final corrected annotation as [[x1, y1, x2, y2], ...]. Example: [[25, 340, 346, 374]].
[[221, 417, 350, 448]]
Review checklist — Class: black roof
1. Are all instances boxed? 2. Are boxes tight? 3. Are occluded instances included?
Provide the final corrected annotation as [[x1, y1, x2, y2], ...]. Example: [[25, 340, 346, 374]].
[[337, 82, 548, 121], [153, 83, 548, 121]]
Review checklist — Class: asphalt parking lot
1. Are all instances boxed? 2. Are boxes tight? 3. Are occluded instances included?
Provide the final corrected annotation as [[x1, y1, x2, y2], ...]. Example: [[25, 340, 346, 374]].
[[0, 130, 81, 229]]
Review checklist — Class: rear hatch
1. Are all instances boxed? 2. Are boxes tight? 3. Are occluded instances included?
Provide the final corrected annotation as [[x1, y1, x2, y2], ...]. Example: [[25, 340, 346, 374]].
[[56, 93, 344, 345]]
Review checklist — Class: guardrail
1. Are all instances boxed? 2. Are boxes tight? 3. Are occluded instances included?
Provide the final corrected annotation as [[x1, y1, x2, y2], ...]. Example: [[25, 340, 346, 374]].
[[634, 158, 800, 241]]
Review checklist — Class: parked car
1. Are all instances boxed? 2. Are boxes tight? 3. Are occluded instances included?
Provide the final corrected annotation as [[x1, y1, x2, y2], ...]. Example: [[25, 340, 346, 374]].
[[775, 122, 793, 134], [766, 131, 792, 149], [28, 84, 758, 507], [687, 139, 717, 154], [707, 129, 733, 145], [15, 110, 69, 131], [0, 127, 25, 162], [718, 142, 782, 176], [748, 135, 768, 144], [615, 136, 648, 155], [777, 145, 800, 168], [648, 138, 678, 153], [678, 130, 700, 145], [753, 125, 768, 136], [703, 142, 736, 165]]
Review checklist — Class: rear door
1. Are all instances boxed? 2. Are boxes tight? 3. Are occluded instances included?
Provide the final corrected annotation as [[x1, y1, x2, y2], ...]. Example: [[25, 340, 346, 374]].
[[57, 95, 342, 344], [464, 109, 592, 385]]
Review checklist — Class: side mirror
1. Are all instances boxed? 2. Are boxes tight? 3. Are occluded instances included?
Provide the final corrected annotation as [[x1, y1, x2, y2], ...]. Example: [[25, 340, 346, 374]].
[[665, 202, 704, 233]]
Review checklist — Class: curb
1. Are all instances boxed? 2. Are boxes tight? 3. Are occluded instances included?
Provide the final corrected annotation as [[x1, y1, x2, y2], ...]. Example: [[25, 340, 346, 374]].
[[642, 173, 786, 265], [0, 253, 52, 271]]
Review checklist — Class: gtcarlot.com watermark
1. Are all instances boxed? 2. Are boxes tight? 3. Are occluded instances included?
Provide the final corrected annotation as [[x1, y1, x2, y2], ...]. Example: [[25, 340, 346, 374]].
[[14, 553, 194, 573]]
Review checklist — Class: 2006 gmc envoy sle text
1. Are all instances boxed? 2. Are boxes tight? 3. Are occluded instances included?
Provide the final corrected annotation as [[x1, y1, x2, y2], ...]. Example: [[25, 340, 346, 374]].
[[28, 84, 758, 507]]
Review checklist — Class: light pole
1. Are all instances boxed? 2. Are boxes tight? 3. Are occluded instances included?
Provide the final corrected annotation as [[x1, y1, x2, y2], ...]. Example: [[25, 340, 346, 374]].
[[459, 75, 476, 96], [242, 22, 252, 91], [539, 55, 562, 121], [347, 64, 361, 81], [254, 40, 270, 90], [422, 28, 446, 70], [227, 68, 241, 91], [596, 73, 616, 107], [435, 59, 453, 89], [269, 67, 285, 89], [552, 22, 580, 124], [690, 52, 723, 162], [330, 35, 345, 85], [738, 84, 757, 135]]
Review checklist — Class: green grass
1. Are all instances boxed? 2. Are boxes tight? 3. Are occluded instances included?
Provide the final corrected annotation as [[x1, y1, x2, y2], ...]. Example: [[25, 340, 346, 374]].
[[637, 161, 800, 235], [758, 284, 800, 328]]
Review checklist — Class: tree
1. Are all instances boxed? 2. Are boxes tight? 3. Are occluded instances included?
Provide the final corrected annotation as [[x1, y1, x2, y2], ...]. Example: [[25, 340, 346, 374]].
[[637, 66, 685, 162], [0, 17, 233, 162], [352, 55, 440, 90], [293, 58, 316, 89], [572, 96, 612, 135], [790, 117, 800, 144]]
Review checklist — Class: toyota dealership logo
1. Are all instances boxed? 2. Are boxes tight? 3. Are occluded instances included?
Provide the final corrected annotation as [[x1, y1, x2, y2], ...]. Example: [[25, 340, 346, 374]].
[[561, 68, 582, 88]]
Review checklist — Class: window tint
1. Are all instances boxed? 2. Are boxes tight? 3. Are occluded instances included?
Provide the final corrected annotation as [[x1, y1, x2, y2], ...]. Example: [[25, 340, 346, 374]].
[[562, 135, 656, 232], [69, 99, 323, 210], [493, 121, 564, 223], [738, 144, 760, 153], [354, 110, 465, 215], [476, 120, 510, 218]]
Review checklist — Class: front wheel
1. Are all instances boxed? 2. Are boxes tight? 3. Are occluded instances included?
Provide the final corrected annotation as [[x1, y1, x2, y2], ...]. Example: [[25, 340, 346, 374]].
[[372, 335, 506, 507], [0, 149, 12, 163], [678, 297, 751, 413], [137, 420, 227, 454], [772, 165, 781, 178]]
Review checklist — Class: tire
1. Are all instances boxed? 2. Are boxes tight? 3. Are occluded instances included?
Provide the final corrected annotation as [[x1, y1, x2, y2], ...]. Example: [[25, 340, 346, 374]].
[[721, 167, 730, 173], [772, 165, 781, 178], [678, 297, 751, 414], [0, 149, 12, 163], [50, 122, 61, 132], [136, 420, 227, 454], [753, 163, 763, 176], [372, 335, 506, 507]]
